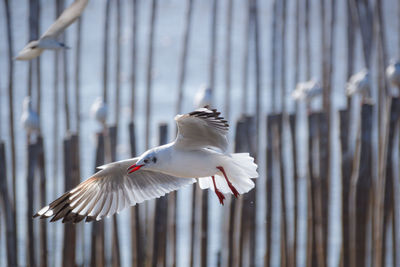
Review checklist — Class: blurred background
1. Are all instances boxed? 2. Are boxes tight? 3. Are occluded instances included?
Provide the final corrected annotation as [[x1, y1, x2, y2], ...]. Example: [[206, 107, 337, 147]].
[[0, 0, 400, 266]]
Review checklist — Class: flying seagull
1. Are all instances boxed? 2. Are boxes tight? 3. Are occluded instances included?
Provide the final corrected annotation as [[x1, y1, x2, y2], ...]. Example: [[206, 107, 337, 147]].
[[15, 0, 89, 60], [34, 108, 258, 223]]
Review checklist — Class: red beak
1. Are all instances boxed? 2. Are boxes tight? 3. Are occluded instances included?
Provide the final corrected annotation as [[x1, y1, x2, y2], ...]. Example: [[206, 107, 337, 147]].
[[127, 164, 144, 174]]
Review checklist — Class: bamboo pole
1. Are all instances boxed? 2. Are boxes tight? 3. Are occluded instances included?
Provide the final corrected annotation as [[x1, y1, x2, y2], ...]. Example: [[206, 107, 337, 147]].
[[346, 0, 356, 110], [3, 2, 17, 260], [102, 0, 111, 104], [75, 17, 82, 134], [130, 0, 138, 121], [339, 110, 351, 267], [145, 0, 157, 149], [280, 0, 286, 113], [224, 0, 233, 120], [114, 0, 121, 127], [176, 0, 194, 115], [0, 142, 17, 266], [241, 0, 250, 113], [27, 146, 38, 267], [61, 0, 70, 133], [304, 0, 311, 80], [271, 0, 278, 112], [129, 2, 140, 266]]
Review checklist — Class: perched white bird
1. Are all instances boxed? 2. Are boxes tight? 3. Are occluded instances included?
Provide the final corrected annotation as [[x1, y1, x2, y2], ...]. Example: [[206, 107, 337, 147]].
[[386, 60, 400, 88], [21, 96, 40, 135], [90, 97, 108, 126], [292, 79, 323, 101], [194, 85, 212, 108], [15, 0, 89, 60], [346, 69, 371, 97], [34, 108, 258, 223]]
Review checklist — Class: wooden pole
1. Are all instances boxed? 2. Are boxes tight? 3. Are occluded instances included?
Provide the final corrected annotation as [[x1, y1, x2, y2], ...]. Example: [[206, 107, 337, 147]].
[[288, 114, 298, 267], [381, 98, 399, 267], [145, 0, 158, 149], [152, 124, 169, 267], [224, 0, 233, 120], [264, 115, 275, 267], [114, 0, 121, 127], [277, 115, 289, 267], [129, 122, 143, 267], [176, 0, 194, 115], [3, 2, 17, 259], [280, 0, 286, 113], [349, 104, 373, 267], [37, 136, 48, 267], [90, 133, 105, 267], [339, 110, 351, 267], [346, 0, 356, 110], [0, 142, 17, 266]]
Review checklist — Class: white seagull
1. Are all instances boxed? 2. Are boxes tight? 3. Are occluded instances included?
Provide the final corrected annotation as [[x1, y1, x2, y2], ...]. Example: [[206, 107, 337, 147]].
[[21, 96, 40, 135], [386, 60, 400, 89], [346, 69, 371, 96], [292, 79, 323, 102], [15, 0, 89, 60], [34, 108, 258, 223], [194, 85, 212, 108], [90, 97, 108, 126]]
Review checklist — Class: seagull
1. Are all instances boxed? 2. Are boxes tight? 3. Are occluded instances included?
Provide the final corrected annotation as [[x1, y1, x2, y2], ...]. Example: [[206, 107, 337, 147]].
[[292, 79, 323, 102], [34, 108, 258, 223], [21, 96, 40, 135], [194, 85, 212, 108], [346, 69, 371, 96], [90, 97, 108, 126], [386, 60, 400, 89], [15, 0, 89, 60]]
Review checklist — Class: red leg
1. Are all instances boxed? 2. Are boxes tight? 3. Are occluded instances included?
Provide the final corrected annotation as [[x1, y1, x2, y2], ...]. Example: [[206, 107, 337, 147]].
[[212, 176, 225, 205], [217, 166, 240, 198]]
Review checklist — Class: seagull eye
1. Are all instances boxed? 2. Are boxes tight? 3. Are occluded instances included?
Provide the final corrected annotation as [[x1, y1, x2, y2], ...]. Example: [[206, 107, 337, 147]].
[[144, 159, 149, 164], [152, 157, 157, 163]]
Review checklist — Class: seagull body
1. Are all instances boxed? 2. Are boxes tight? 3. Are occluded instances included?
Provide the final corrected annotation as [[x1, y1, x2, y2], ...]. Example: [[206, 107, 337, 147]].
[[21, 96, 40, 134], [194, 85, 212, 108], [346, 69, 371, 97], [292, 79, 323, 101], [386, 61, 400, 88], [15, 0, 89, 60], [90, 97, 108, 125], [35, 108, 258, 223]]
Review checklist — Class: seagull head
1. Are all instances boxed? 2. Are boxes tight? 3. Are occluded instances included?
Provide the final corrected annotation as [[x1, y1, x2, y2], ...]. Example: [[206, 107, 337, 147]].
[[127, 151, 158, 174], [15, 41, 43, 60]]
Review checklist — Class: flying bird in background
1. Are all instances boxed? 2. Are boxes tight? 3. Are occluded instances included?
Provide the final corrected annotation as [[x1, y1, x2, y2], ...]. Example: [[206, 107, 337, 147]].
[[386, 60, 400, 90], [15, 0, 89, 60], [34, 108, 258, 223]]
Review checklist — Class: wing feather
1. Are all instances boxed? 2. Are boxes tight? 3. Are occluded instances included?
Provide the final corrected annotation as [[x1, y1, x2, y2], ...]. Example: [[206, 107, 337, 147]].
[[174, 108, 229, 152], [34, 158, 195, 223], [41, 0, 89, 39]]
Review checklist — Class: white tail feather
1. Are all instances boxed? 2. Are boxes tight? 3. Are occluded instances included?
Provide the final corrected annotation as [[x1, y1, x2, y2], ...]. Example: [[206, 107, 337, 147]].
[[198, 153, 258, 195]]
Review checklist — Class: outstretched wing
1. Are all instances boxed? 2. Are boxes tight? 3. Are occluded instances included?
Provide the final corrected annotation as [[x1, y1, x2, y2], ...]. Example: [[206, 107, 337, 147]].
[[34, 158, 195, 223], [174, 108, 229, 152], [41, 0, 89, 39]]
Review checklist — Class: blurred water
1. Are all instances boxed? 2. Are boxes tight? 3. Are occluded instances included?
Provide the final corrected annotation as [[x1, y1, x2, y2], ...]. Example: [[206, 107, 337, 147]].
[[1, 0, 399, 266]]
